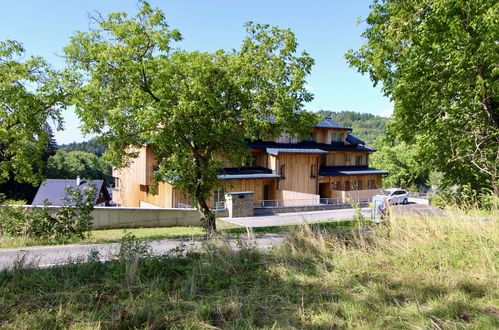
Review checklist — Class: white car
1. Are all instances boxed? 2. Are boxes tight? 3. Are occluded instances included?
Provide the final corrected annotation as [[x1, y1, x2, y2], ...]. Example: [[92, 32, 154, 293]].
[[378, 188, 409, 205]]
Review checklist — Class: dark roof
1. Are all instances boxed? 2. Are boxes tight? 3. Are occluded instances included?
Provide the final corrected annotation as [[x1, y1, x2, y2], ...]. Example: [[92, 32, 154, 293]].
[[248, 140, 375, 152], [345, 133, 365, 145], [32, 179, 110, 206], [319, 166, 389, 176], [218, 167, 281, 180], [266, 148, 328, 156], [315, 117, 352, 130]]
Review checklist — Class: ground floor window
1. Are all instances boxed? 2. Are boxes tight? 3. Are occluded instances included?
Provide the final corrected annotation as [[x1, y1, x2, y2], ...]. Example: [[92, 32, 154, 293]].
[[332, 181, 340, 190], [343, 181, 350, 191], [213, 187, 225, 204], [353, 180, 362, 190], [368, 179, 376, 189]]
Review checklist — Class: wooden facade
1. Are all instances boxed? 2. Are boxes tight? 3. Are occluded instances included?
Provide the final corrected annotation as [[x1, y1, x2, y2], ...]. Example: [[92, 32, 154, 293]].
[[112, 117, 387, 208]]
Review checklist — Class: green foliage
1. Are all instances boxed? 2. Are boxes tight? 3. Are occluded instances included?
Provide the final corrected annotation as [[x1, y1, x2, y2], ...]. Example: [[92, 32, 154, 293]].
[[0, 185, 96, 240], [429, 185, 499, 211], [317, 110, 388, 145], [59, 137, 108, 157], [63, 1, 316, 232], [0, 39, 68, 185], [346, 0, 499, 194], [370, 138, 429, 188], [46, 150, 112, 186]]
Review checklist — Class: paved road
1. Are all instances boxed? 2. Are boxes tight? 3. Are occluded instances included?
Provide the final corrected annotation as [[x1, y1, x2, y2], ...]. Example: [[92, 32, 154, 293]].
[[223, 203, 443, 228], [0, 234, 285, 271], [222, 208, 372, 227], [0, 203, 444, 271]]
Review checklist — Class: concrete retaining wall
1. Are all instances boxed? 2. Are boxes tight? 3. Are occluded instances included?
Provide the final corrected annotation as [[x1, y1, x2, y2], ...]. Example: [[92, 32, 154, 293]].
[[2, 205, 202, 229], [91, 207, 201, 229]]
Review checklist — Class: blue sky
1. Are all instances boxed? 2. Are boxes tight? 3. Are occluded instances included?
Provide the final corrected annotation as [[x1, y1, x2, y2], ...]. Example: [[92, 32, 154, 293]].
[[1, 0, 392, 144]]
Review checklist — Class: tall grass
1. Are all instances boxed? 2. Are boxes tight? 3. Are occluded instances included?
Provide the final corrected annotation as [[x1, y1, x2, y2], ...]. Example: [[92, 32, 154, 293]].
[[0, 212, 497, 328]]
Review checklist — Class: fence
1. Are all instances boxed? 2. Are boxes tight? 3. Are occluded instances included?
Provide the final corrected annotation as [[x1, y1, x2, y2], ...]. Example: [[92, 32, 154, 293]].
[[255, 198, 350, 208], [176, 201, 226, 210]]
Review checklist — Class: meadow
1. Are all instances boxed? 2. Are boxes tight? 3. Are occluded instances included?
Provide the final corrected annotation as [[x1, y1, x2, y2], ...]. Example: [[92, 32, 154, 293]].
[[0, 212, 497, 328]]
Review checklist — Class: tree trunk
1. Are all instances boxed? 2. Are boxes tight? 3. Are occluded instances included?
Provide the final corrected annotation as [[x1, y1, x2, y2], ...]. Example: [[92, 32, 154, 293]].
[[197, 198, 216, 234]]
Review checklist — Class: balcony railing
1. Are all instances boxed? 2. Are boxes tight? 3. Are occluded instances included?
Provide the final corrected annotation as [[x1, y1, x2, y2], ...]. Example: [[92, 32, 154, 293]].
[[254, 198, 353, 208], [176, 201, 226, 210]]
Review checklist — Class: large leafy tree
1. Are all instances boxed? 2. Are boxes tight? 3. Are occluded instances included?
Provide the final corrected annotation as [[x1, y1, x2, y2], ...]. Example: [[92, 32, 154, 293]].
[[47, 150, 113, 186], [64, 1, 315, 232], [346, 0, 498, 194], [0, 40, 67, 186], [370, 138, 429, 189]]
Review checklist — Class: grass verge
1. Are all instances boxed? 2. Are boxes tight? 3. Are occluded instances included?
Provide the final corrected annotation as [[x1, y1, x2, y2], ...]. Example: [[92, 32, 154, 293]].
[[0, 218, 362, 249], [0, 213, 497, 328]]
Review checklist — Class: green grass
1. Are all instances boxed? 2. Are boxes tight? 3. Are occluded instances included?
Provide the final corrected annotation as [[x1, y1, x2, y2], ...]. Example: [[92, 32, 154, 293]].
[[0, 212, 497, 328], [0, 218, 360, 249]]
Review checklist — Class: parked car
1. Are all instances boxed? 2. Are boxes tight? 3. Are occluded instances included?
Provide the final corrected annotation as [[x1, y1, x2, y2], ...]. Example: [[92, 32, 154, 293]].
[[376, 188, 409, 205]]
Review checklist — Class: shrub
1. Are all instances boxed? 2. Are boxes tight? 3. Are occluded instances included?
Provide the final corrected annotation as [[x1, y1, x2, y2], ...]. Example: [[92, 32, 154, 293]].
[[0, 184, 96, 240], [429, 185, 498, 211]]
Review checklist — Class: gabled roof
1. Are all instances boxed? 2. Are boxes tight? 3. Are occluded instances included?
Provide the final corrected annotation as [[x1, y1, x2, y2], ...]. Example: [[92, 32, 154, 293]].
[[266, 148, 328, 156], [248, 140, 375, 152], [345, 133, 365, 145], [319, 166, 389, 176], [32, 179, 110, 206], [315, 116, 352, 130], [218, 167, 281, 180]]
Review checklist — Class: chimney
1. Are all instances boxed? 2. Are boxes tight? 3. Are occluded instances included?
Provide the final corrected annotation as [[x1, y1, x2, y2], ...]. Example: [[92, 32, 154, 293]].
[[77, 176, 80, 186]]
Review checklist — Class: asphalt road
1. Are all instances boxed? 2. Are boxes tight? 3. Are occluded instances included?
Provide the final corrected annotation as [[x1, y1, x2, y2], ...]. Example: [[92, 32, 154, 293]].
[[222, 207, 372, 227], [0, 234, 285, 271], [0, 203, 444, 271]]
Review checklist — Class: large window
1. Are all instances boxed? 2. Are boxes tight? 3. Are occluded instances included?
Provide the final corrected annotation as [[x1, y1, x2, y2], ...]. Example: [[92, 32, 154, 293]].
[[213, 187, 225, 204], [320, 155, 328, 167], [331, 132, 342, 142], [353, 180, 362, 190], [343, 181, 350, 191]]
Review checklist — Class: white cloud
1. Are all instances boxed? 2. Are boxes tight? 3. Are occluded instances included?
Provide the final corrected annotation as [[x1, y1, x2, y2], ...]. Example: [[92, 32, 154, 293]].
[[379, 108, 393, 118]]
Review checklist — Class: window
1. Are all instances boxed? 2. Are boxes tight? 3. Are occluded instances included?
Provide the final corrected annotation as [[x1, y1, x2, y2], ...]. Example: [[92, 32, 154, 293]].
[[355, 155, 363, 166], [244, 154, 258, 167], [332, 181, 340, 190], [353, 180, 362, 190], [304, 132, 316, 142], [310, 164, 316, 178], [114, 177, 120, 188], [368, 179, 376, 189], [213, 187, 225, 204], [320, 155, 328, 167], [343, 181, 350, 191], [279, 164, 286, 178], [331, 132, 342, 143]]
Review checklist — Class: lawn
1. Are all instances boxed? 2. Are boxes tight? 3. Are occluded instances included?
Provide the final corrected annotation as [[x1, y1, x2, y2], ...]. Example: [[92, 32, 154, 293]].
[[0, 213, 497, 328]]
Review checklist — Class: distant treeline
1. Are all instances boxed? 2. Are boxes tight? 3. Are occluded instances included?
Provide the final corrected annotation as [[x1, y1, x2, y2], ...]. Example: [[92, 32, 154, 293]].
[[316, 110, 388, 145], [59, 137, 108, 157]]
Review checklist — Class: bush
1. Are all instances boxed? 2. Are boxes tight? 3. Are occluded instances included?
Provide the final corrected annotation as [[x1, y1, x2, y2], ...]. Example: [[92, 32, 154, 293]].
[[0, 185, 96, 240], [428, 185, 499, 211]]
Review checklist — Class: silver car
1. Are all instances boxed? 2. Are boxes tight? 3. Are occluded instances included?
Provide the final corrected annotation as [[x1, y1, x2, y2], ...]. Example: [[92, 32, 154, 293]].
[[378, 188, 409, 205]]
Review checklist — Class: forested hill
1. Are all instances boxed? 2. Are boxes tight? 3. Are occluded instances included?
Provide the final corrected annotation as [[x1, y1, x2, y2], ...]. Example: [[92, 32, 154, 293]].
[[316, 110, 388, 146], [59, 137, 108, 157]]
